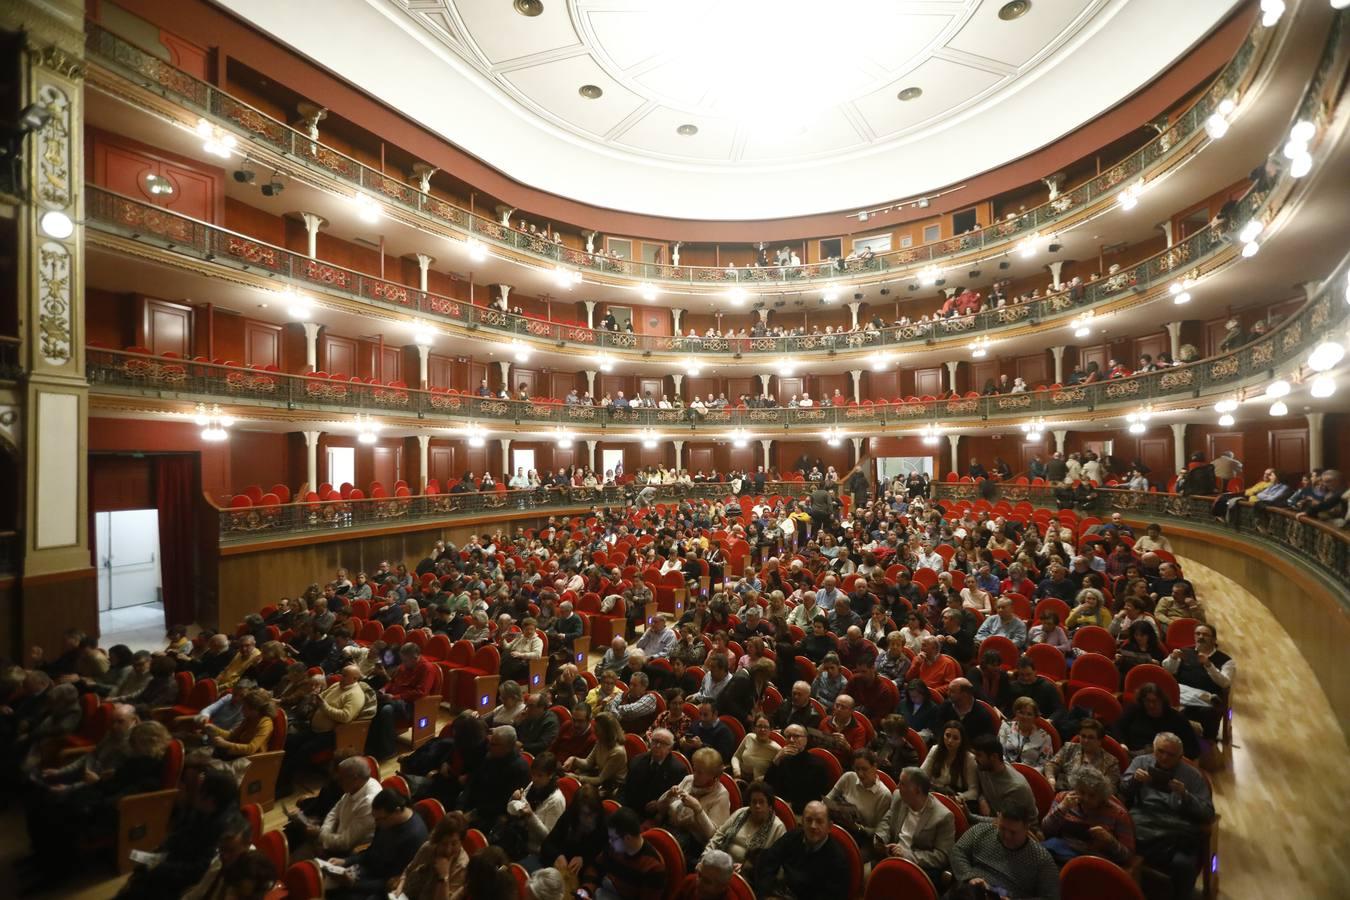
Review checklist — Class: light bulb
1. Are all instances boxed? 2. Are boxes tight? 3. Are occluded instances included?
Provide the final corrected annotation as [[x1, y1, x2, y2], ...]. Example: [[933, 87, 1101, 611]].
[[39, 210, 74, 239], [1238, 221, 1263, 243], [468, 435, 485, 448], [1290, 153, 1312, 178], [1269, 401, 1288, 416], [1265, 380, 1290, 399], [1218, 414, 1235, 427], [1311, 375, 1336, 397], [1242, 241, 1260, 258], [1174, 291, 1191, 305], [1218, 98, 1237, 117], [1290, 120, 1316, 142], [1129, 422, 1145, 435], [1308, 341, 1345, 372], [466, 240, 487, 262], [1204, 114, 1229, 140]]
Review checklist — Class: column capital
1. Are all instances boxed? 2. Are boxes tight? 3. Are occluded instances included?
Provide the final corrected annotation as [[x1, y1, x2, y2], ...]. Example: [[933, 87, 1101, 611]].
[[302, 430, 321, 447], [411, 162, 438, 193], [495, 205, 515, 227], [415, 253, 435, 268], [1046, 260, 1065, 290], [755, 307, 769, 323], [416, 433, 430, 449], [1052, 429, 1068, 455]]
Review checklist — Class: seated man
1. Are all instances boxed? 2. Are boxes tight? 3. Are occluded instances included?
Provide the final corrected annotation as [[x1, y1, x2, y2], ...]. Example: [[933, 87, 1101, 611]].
[[287, 755, 380, 858], [912, 635, 963, 697], [950, 804, 1060, 900], [764, 724, 832, 814], [323, 788, 428, 900], [1122, 732, 1215, 900], [622, 727, 685, 819], [598, 637, 629, 675], [367, 643, 439, 759], [516, 692, 561, 756], [281, 665, 372, 789], [458, 725, 530, 827], [935, 678, 998, 741], [752, 801, 850, 900], [636, 614, 677, 659], [499, 616, 544, 684], [609, 671, 660, 732], [599, 807, 667, 900], [655, 746, 732, 863], [878, 766, 956, 884], [773, 680, 822, 732], [586, 668, 624, 716], [1161, 623, 1234, 739], [680, 700, 735, 764], [115, 767, 242, 899], [547, 600, 585, 650], [674, 848, 736, 900], [1040, 767, 1135, 866], [191, 633, 237, 680], [969, 733, 1036, 823], [820, 694, 867, 766], [974, 598, 1029, 649]]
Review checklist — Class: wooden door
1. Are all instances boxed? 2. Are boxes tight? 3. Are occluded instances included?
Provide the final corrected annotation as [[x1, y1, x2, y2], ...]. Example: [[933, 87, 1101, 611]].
[[1207, 432, 1245, 464], [428, 446, 456, 487], [970, 360, 999, 394], [1134, 333, 1168, 365], [913, 368, 943, 397], [323, 334, 357, 376], [512, 368, 538, 398], [138, 297, 192, 356], [638, 378, 665, 404], [1079, 344, 1109, 376], [687, 446, 714, 474], [870, 370, 900, 401], [373, 446, 400, 488], [381, 347, 402, 383], [1269, 429, 1308, 475], [428, 355, 454, 389], [1016, 353, 1049, 388], [775, 376, 804, 400], [243, 320, 281, 368], [1137, 437, 1173, 479]]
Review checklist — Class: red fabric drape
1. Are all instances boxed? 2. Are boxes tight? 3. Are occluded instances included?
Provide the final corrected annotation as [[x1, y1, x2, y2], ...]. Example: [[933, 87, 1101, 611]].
[[155, 455, 199, 628]]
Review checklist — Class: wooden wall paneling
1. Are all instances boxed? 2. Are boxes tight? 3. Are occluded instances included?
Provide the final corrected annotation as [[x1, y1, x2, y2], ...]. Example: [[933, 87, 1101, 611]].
[[725, 376, 756, 402], [869, 370, 900, 401], [381, 347, 403, 383], [372, 446, 400, 488], [322, 333, 357, 376], [775, 376, 804, 401], [1207, 432, 1245, 465], [817, 372, 850, 404], [687, 446, 714, 474], [1203, 317, 1231, 358], [1015, 353, 1050, 388], [1133, 332, 1169, 365], [86, 289, 136, 349], [211, 311, 245, 363], [512, 367, 538, 398], [599, 374, 635, 399], [137, 297, 193, 356], [1136, 436, 1173, 480], [970, 360, 1000, 394], [637, 377, 665, 403], [913, 368, 943, 397], [243, 319, 282, 368], [428, 445, 456, 486], [90, 455, 154, 511], [230, 431, 292, 493], [1269, 429, 1309, 475], [1079, 344, 1109, 375], [88, 127, 224, 222]]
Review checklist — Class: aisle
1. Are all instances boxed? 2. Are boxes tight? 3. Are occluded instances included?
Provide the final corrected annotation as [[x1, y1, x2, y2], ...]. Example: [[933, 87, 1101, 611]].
[[1181, 555, 1350, 899]]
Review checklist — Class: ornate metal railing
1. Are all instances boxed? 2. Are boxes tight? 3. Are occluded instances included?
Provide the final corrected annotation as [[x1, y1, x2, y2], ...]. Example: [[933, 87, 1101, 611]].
[[84, 183, 1251, 358], [84, 239, 1347, 429], [932, 483, 1350, 590], [84, 16, 1266, 289], [216, 481, 804, 544]]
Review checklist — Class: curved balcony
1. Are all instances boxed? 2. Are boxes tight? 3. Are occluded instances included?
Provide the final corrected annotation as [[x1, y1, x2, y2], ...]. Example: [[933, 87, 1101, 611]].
[[85, 246, 1349, 434], [85, 16, 1268, 291]]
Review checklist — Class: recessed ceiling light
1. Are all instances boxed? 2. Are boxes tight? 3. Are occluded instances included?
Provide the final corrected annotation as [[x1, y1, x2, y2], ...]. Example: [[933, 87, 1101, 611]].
[[677, 124, 699, 136], [897, 87, 922, 102], [578, 84, 603, 100], [999, 0, 1032, 20], [514, 0, 544, 17]]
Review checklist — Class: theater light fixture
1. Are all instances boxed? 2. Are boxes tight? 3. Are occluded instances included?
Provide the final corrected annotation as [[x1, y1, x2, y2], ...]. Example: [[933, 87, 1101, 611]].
[[1069, 311, 1094, 338], [1311, 374, 1337, 398], [466, 239, 487, 263], [553, 265, 582, 288], [1308, 341, 1345, 372], [411, 319, 435, 347], [554, 427, 574, 449], [969, 336, 991, 358], [921, 424, 940, 446], [510, 341, 531, 363], [1018, 233, 1041, 259], [145, 173, 175, 195], [1218, 413, 1235, 428], [1284, 119, 1316, 178], [1022, 417, 1045, 442], [822, 285, 840, 303], [685, 361, 702, 377], [1117, 179, 1144, 211], [281, 288, 312, 321], [196, 119, 236, 158], [594, 354, 615, 373], [1214, 398, 1238, 414], [1126, 406, 1152, 435], [639, 283, 658, 302], [1241, 240, 1260, 258], [641, 429, 660, 449], [824, 427, 843, 447], [1169, 278, 1194, 305], [727, 287, 747, 306], [464, 424, 487, 449], [194, 403, 233, 442], [353, 192, 381, 223], [1333, 0, 1350, 10], [1265, 379, 1290, 399], [870, 352, 893, 372], [1269, 401, 1288, 416], [355, 414, 379, 445], [1238, 220, 1264, 244], [731, 429, 749, 449], [919, 266, 941, 287], [1260, 0, 1285, 26], [38, 210, 73, 239]]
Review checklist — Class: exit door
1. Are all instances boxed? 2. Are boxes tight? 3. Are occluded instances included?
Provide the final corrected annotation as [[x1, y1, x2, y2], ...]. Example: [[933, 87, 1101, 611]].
[[96, 509, 163, 611]]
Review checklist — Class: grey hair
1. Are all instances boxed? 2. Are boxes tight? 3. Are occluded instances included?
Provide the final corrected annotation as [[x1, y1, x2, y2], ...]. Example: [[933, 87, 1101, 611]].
[[900, 766, 932, 794], [1070, 766, 1111, 801], [527, 868, 566, 900], [491, 725, 518, 745], [337, 756, 371, 779], [699, 848, 734, 878], [1153, 731, 1184, 751], [630, 671, 649, 688]]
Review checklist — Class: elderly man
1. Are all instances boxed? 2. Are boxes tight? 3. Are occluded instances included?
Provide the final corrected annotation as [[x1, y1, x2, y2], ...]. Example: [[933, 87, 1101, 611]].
[[516, 692, 560, 755], [844, 655, 897, 725], [878, 766, 956, 883], [1155, 582, 1207, 632], [500, 617, 544, 683], [753, 801, 850, 900], [786, 590, 820, 628], [598, 636, 629, 675], [1041, 767, 1135, 866], [765, 724, 833, 814], [459, 725, 530, 826], [951, 804, 1060, 900], [1123, 732, 1214, 900], [731, 605, 771, 643], [609, 671, 660, 730], [547, 600, 584, 650], [974, 598, 1029, 649], [623, 727, 685, 818], [32, 702, 137, 794], [773, 680, 820, 731], [677, 848, 735, 900], [1163, 623, 1234, 739], [913, 635, 963, 697], [816, 574, 843, 612], [636, 614, 677, 659], [827, 597, 863, 635], [368, 643, 438, 759], [191, 633, 237, 680], [935, 678, 997, 740], [281, 665, 371, 790], [290, 756, 380, 856], [820, 694, 867, 765]]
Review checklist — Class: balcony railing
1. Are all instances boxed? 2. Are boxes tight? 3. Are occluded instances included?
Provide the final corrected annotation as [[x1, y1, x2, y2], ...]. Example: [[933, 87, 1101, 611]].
[[86, 241, 1347, 430], [215, 481, 804, 544], [84, 18, 1265, 289], [84, 183, 1255, 359], [931, 482, 1350, 590]]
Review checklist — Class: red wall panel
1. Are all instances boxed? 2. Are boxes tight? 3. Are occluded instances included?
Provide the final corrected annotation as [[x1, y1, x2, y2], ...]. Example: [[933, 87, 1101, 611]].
[[88, 127, 224, 222], [243, 320, 282, 368], [323, 333, 357, 376]]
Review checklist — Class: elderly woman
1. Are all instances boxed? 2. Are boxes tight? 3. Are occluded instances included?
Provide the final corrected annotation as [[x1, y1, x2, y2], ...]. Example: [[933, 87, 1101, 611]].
[[393, 810, 470, 900], [656, 745, 732, 861], [826, 748, 893, 850], [461, 611, 492, 645], [1043, 718, 1120, 793], [731, 714, 779, 781], [1027, 610, 1071, 652], [562, 711, 626, 799], [1040, 767, 1135, 866], [705, 781, 786, 875], [811, 653, 847, 706], [208, 688, 275, 773], [877, 632, 913, 684], [486, 679, 526, 728], [1065, 588, 1112, 632], [997, 697, 1055, 771]]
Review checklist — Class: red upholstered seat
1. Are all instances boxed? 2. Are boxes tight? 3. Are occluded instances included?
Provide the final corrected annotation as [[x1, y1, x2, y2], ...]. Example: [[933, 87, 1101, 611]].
[[866, 858, 937, 900], [1059, 854, 1145, 899]]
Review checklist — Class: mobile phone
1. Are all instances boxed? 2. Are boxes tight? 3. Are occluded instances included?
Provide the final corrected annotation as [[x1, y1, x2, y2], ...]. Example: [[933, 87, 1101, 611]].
[[1149, 768, 1172, 789]]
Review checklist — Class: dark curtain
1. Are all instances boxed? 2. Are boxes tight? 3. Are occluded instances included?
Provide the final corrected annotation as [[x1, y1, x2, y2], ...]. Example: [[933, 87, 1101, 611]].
[[155, 455, 199, 628]]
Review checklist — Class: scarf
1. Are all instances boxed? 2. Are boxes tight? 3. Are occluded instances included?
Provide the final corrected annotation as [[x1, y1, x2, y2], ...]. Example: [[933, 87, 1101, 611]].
[[710, 807, 777, 854]]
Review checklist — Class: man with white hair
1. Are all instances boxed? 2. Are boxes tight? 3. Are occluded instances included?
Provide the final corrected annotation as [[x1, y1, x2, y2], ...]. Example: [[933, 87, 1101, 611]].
[[623, 727, 685, 818], [460, 725, 530, 825], [974, 597, 1029, 649], [635, 614, 676, 658], [681, 848, 734, 899], [527, 867, 566, 900], [598, 636, 628, 675], [1122, 732, 1214, 900]]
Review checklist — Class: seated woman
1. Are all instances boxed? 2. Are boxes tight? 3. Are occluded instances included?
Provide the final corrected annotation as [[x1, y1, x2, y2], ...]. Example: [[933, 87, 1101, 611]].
[[485, 679, 526, 728], [1115, 619, 1165, 675], [208, 687, 275, 774], [876, 631, 912, 684], [561, 711, 626, 799], [997, 697, 1055, 772], [1040, 768, 1135, 867], [1065, 589, 1113, 632], [731, 714, 780, 782], [496, 752, 565, 862], [825, 748, 892, 856], [871, 713, 920, 779], [863, 607, 892, 645], [899, 678, 942, 744], [705, 781, 786, 878], [1114, 682, 1200, 759], [392, 810, 470, 900], [920, 720, 979, 809], [655, 746, 732, 862], [1110, 596, 1157, 640], [1043, 717, 1120, 793], [1027, 611, 1070, 653], [897, 612, 929, 655]]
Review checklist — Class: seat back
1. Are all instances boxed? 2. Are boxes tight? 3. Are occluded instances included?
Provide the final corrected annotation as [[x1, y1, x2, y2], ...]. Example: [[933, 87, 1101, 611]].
[[1025, 643, 1067, 681], [1071, 686, 1124, 724], [1122, 663, 1181, 708], [414, 797, 445, 829], [1059, 854, 1146, 899], [1071, 625, 1117, 658], [829, 824, 864, 899], [1011, 762, 1055, 818], [282, 860, 323, 900], [641, 828, 686, 899], [865, 858, 937, 900], [1066, 652, 1119, 697], [932, 790, 968, 836], [257, 829, 289, 878], [978, 635, 1019, 669]]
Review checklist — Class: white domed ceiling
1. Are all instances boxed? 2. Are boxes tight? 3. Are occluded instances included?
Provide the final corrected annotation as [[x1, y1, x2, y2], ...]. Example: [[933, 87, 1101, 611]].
[[218, 0, 1239, 219]]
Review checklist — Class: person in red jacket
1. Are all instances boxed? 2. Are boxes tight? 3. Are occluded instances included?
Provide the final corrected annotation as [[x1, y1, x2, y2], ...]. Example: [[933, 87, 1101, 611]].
[[367, 643, 437, 758], [844, 655, 898, 725], [913, 635, 963, 697]]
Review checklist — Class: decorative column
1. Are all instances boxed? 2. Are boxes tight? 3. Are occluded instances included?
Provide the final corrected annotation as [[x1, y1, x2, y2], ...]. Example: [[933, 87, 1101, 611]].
[[1165, 322, 1183, 361], [1050, 346, 1066, 385], [499, 438, 512, 476], [586, 440, 598, 472], [673, 440, 684, 471], [672, 373, 684, 398], [295, 101, 327, 142], [1307, 412, 1325, 471], [671, 308, 685, 334], [303, 431, 321, 490], [412, 162, 438, 193], [582, 231, 597, 254], [9, 0, 98, 649], [497, 360, 511, 394], [849, 370, 862, 403], [497, 284, 512, 309], [303, 322, 321, 371], [1042, 175, 1062, 200], [758, 373, 771, 399], [416, 344, 429, 389], [1047, 261, 1064, 290], [1053, 430, 1068, 456], [1157, 220, 1175, 248], [672, 242, 682, 266], [945, 360, 960, 393], [756, 308, 770, 324], [300, 212, 326, 259], [760, 439, 773, 471], [415, 254, 434, 292], [847, 302, 862, 330], [496, 205, 515, 227], [584, 370, 596, 398], [1170, 423, 1187, 473], [948, 433, 962, 475], [584, 300, 597, 329], [416, 434, 430, 490]]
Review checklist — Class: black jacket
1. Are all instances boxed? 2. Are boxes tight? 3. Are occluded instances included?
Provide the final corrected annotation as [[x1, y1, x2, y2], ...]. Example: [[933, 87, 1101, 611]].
[[765, 751, 832, 814], [621, 751, 685, 815], [341, 813, 428, 897], [753, 827, 850, 900]]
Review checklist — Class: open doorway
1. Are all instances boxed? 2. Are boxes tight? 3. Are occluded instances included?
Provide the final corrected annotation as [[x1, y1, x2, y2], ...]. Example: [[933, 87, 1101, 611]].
[[877, 456, 933, 485], [328, 446, 355, 489], [602, 449, 625, 479], [96, 509, 164, 645]]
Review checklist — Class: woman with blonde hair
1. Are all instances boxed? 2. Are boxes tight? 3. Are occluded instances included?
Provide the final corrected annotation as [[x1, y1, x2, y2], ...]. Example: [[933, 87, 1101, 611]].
[[562, 711, 626, 798], [997, 697, 1055, 771], [209, 688, 275, 772]]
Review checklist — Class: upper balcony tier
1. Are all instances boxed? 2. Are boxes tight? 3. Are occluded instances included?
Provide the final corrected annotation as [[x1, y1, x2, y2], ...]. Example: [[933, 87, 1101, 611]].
[[84, 17, 1267, 293]]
